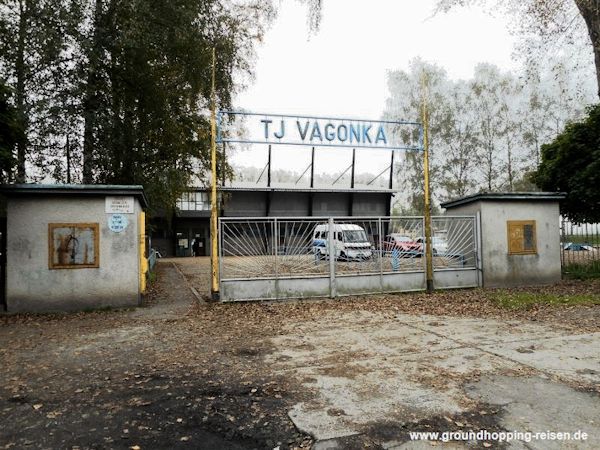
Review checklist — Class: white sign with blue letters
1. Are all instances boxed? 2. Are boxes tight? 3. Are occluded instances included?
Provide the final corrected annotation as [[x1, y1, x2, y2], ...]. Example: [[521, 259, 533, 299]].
[[217, 111, 422, 151]]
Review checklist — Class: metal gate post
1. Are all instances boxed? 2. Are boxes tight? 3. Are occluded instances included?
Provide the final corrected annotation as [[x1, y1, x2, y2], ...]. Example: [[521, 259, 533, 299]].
[[328, 217, 336, 298], [218, 218, 223, 297], [559, 217, 565, 269], [476, 212, 483, 287], [273, 218, 279, 299], [378, 217, 383, 292], [422, 216, 427, 289]]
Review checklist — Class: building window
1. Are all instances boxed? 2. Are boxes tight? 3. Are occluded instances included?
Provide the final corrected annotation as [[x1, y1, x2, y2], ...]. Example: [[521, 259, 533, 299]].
[[507, 220, 537, 255], [176, 191, 210, 211]]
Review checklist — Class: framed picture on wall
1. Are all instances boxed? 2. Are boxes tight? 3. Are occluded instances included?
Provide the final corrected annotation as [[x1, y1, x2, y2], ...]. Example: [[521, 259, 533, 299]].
[[48, 223, 100, 269]]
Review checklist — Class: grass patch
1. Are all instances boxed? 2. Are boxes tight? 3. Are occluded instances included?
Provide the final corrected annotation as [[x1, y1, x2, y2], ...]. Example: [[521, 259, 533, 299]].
[[491, 291, 600, 310], [147, 270, 158, 284]]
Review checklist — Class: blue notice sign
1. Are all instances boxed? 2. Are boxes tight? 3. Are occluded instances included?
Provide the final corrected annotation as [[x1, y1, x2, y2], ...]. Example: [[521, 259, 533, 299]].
[[108, 214, 128, 233]]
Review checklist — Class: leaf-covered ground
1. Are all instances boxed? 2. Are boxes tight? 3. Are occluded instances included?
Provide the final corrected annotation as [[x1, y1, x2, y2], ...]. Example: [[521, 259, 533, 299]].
[[1, 258, 599, 449]]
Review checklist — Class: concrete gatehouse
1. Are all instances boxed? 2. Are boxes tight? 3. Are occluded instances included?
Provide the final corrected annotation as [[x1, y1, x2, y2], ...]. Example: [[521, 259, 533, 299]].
[[441, 192, 565, 288], [0, 184, 148, 312]]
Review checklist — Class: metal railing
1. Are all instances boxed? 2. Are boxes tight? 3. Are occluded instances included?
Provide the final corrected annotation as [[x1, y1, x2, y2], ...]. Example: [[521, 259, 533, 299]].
[[147, 248, 159, 273], [560, 218, 600, 275], [431, 216, 477, 270], [220, 218, 328, 279]]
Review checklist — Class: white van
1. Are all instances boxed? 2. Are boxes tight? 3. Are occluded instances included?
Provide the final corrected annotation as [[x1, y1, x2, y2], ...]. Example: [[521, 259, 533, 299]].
[[312, 223, 372, 260]]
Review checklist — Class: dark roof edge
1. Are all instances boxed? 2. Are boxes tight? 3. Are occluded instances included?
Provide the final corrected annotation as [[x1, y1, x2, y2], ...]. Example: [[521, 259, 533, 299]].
[[0, 184, 149, 208], [193, 186, 394, 194], [441, 192, 566, 209]]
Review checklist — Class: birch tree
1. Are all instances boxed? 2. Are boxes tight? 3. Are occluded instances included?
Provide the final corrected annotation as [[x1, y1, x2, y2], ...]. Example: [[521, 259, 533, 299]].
[[437, 81, 479, 200], [384, 58, 591, 208], [384, 59, 448, 211], [435, 0, 600, 97]]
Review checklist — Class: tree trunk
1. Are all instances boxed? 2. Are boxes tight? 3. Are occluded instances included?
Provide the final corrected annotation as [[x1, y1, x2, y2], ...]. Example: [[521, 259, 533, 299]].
[[486, 148, 493, 191], [15, 0, 28, 183], [109, 36, 122, 182], [576, 0, 600, 98], [506, 137, 513, 191], [82, 0, 103, 184]]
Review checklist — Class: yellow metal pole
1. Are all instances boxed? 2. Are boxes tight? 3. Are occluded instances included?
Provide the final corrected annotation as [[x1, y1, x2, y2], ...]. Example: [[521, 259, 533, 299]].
[[421, 72, 434, 293], [139, 211, 147, 295], [210, 47, 220, 300]]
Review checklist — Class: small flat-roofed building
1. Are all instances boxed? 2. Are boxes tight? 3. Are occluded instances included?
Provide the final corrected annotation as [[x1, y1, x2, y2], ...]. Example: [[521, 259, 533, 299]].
[[0, 184, 148, 312], [441, 192, 565, 288]]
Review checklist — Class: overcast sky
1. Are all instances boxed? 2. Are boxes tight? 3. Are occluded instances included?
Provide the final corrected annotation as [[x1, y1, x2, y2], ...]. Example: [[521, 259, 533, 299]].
[[230, 0, 519, 178]]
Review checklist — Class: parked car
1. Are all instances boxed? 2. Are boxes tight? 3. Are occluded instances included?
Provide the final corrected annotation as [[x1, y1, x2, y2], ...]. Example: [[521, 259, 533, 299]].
[[312, 223, 372, 260], [415, 236, 449, 256], [563, 242, 594, 251], [383, 234, 421, 257]]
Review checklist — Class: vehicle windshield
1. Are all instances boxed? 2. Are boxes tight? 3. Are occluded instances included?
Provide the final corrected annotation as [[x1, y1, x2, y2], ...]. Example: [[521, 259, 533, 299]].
[[343, 230, 368, 243]]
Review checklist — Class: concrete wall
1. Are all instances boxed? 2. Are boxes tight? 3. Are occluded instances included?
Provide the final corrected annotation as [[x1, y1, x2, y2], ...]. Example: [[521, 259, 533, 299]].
[[220, 269, 478, 301], [447, 200, 561, 287], [6, 196, 142, 312]]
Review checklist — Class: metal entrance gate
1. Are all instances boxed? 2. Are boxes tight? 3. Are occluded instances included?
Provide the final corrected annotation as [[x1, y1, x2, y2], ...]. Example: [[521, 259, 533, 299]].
[[218, 215, 481, 301]]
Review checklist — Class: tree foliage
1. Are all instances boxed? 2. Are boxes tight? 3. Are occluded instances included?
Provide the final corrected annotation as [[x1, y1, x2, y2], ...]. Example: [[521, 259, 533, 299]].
[[435, 0, 600, 97], [532, 104, 600, 223], [0, 0, 74, 182], [0, 81, 22, 182], [71, 0, 272, 215], [0, 0, 322, 214], [384, 57, 595, 210]]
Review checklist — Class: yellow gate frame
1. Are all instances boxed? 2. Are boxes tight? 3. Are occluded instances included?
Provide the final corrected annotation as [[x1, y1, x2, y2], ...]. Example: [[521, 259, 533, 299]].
[[139, 211, 147, 295]]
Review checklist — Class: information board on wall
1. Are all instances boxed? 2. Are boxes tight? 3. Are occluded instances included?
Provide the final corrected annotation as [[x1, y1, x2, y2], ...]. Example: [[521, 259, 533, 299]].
[[105, 196, 134, 214]]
